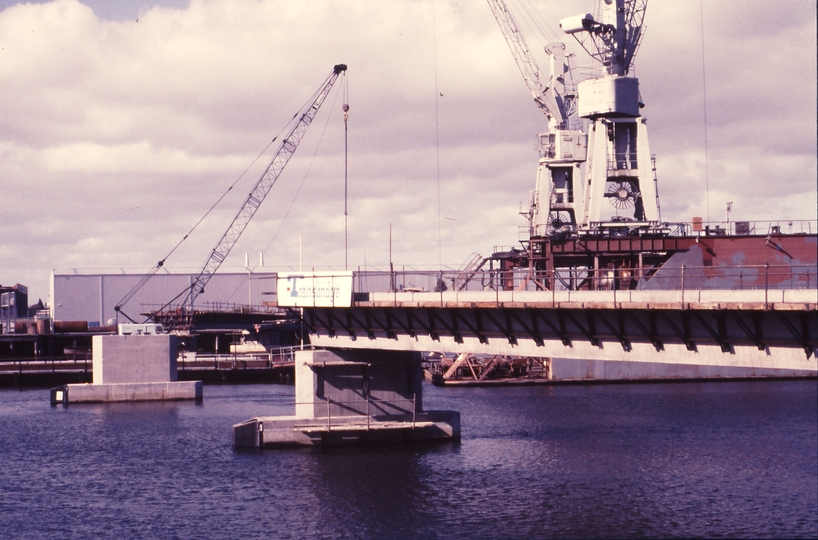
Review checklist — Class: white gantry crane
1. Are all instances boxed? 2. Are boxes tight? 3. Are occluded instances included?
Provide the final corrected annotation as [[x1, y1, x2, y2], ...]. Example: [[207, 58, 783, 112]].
[[561, 0, 658, 232], [487, 0, 659, 238]]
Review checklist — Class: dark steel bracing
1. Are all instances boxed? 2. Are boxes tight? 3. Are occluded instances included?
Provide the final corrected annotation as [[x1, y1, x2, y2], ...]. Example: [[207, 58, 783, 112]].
[[494, 233, 818, 292]]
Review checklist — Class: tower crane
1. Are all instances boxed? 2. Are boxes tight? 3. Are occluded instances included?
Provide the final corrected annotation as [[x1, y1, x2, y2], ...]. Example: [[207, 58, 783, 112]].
[[561, 0, 646, 77], [116, 64, 347, 332]]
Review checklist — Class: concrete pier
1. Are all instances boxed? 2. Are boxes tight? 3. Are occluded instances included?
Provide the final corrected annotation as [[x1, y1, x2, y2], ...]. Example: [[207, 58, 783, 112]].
[[233, 349, 460, 448], [51, 335, 202, 404]]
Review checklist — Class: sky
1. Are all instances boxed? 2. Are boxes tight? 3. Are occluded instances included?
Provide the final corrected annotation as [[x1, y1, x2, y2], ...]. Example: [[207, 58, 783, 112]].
[[1, 0, 816, 304]]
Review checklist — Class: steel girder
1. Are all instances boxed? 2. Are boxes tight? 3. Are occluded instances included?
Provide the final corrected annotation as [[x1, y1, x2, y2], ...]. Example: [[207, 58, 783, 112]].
[[304, 306, 817, 359]]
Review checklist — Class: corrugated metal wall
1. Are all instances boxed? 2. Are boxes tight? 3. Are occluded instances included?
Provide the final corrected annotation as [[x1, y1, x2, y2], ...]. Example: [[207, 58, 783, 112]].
[[51, 271, 278, 324]]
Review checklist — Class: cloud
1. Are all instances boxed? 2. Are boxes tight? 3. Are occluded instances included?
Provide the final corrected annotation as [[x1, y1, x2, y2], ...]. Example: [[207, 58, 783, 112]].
[[0, 0, 815, 303]]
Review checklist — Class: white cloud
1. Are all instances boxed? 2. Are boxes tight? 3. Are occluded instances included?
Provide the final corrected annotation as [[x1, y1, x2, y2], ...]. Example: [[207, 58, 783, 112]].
[[40, 141, 249, 174], [0, 0, 815, 303]]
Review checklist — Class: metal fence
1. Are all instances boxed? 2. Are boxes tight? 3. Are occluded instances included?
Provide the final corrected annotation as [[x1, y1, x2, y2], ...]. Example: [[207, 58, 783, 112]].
[[291, 396, 419, 432], [349, 263, 817, 295], [177, 345, 304, 370], [516, 219, 816, 241]]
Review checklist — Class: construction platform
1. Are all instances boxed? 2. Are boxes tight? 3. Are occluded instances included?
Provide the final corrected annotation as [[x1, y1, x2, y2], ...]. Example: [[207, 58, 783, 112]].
[[232, 349, 461, 448], [233, 411, 459, 448]]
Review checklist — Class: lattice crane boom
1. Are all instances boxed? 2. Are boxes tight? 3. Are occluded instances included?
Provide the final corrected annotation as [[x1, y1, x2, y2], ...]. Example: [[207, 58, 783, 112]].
[[486, 0, 566, 124], [168, 63, 347, 331]]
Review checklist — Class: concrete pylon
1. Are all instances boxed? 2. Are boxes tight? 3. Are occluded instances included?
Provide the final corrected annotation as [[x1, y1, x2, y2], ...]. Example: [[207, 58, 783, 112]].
[[50, 335, 202, 404]]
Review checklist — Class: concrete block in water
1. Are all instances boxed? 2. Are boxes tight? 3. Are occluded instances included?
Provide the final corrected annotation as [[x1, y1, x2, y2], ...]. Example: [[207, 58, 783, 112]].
[[92, 334, 177, 384], [51, 381, 202, 404], [50, 334, 203, 404]]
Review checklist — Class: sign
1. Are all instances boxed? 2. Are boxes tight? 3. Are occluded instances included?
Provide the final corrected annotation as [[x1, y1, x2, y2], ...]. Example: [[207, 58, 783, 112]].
[[276, 271, 353, 308]]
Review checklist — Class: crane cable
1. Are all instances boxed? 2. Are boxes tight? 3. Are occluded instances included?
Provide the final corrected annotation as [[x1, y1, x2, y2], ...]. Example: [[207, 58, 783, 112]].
[[699, 0, 711, 223], [255, 77, 346, 265], [433, 0, 442, 267], [221, 72, 347, 304], [508, 0, 561, 48], [114, 138, 279, 319], [115, 79, 339, 320], [343, 70, 350, 271]]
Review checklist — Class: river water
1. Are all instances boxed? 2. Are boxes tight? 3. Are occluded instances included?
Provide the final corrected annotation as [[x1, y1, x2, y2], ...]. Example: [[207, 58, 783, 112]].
[[0, 380, 815, 539]]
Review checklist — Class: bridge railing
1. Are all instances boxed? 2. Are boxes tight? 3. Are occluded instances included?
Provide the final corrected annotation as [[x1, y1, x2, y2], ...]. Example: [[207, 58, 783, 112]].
[[177, 345, 305, 370], [516, 220, 816, 241], [294, 395, 419, 431], [350, 263, 817, 297], [681, 219, 816, 237]]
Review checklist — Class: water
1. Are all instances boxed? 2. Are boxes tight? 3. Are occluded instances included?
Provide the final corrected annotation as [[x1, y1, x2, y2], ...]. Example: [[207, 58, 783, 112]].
[[1, 380, 815, 539]]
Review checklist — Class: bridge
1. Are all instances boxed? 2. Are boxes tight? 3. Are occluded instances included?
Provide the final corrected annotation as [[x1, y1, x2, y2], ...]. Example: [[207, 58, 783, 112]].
[[234, 263, 817, 448], [296, 265, 817, 378]]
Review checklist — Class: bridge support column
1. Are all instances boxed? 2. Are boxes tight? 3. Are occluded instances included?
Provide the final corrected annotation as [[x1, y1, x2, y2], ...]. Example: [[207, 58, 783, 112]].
[[233, 348, 460, 449], [50, 335, 202, 404]]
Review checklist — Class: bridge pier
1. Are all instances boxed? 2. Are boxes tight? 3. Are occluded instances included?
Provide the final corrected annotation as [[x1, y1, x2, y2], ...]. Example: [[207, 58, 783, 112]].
[[232, 348, 460, 448], [50, 335, 202, 404]]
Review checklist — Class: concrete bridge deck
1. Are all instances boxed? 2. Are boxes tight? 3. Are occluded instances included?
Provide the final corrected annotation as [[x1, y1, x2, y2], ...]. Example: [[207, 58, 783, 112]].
[[302, 289, 817, 379], [351, 288, 817, 311]]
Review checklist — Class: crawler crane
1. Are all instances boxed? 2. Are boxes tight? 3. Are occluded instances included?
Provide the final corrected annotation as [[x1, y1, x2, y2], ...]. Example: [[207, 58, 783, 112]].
[[115, 64, 347, 332]]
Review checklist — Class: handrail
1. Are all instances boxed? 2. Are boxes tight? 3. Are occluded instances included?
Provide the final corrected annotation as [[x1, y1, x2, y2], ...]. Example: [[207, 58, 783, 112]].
[[0, 356, 90, 374], [177, 345, 309, 370], [291, 395, 419, 432], [333, 264, 817, 295]]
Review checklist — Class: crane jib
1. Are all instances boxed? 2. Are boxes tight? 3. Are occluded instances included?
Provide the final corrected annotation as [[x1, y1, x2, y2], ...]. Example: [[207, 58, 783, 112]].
[[486, 0, 565, 123], [152, 64, 347, 331]]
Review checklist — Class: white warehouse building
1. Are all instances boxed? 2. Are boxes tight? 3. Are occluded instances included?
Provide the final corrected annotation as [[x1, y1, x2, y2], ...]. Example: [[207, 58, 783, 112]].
[[50, 268, 280, 325]]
